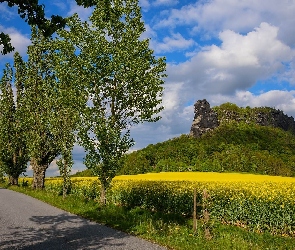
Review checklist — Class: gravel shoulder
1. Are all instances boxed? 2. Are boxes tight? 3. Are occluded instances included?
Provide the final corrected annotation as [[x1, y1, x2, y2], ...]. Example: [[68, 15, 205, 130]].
[[0, 188, 166, 250]]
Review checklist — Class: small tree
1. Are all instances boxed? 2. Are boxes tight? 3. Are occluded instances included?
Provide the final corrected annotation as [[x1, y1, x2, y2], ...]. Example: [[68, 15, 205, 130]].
[[71, 0, 166, 204], [0, 56, 28, 185]]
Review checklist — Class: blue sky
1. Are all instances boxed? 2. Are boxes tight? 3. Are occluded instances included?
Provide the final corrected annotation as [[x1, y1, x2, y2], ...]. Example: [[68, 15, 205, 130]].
[[1, 0, 295, 176]]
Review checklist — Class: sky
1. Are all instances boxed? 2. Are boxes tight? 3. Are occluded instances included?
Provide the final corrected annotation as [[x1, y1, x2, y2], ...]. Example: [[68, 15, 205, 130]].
[[0, 0, 295, 176]]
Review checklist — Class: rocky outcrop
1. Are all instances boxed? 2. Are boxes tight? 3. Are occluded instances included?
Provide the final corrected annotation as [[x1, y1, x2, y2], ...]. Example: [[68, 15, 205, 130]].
[[190, 99, 295, 137], [189, 99, 219, 137], [256, 109, 295, 133]]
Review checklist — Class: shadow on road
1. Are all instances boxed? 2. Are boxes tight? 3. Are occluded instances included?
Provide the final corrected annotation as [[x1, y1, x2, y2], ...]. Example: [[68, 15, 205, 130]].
[[1, 213, 133, 249]]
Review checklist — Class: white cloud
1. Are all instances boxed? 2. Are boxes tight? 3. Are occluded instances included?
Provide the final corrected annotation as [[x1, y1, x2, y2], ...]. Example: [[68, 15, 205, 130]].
[[210, 90, 295, 117], [202, 22, 292, 71], [47, 159, 60, 176], [129, 82, 194, 150], [67, 0, 93, 21], [0, 26, 31, 60], [162, 82, 183, 111], [154, 0, 295, 47], [0, 3, 16, 20], [139, 0, 151, 11], [139, 0, 178, 11], [130, 122, 172, 150], [141, 24, 157, 40], [247, 90, 295, 115], [153, 0, 178, 7], [52, 1, 68, 11], [154, 3, 199, 29], [26, 159, 60, 177], [281, 61, 295, 85], [151, 33, 195, 53], [166, 23, 293, 96]]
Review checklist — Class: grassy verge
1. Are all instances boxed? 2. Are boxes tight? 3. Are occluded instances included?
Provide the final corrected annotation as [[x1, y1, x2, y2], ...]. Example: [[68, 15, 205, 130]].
[[1, 183, 295, 250]]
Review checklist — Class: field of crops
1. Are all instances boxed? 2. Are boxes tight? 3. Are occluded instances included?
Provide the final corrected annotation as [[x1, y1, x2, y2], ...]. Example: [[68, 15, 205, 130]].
[[21, 172, 295, 236]]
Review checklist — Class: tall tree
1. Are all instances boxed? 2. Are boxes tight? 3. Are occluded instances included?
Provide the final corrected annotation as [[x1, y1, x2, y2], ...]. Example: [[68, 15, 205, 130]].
[[18, 29, 60, 189], [18, 27, 87, 190], [63, 0, 166, 204], [0, 54, 28, 185], [49, 34, 88, 197]]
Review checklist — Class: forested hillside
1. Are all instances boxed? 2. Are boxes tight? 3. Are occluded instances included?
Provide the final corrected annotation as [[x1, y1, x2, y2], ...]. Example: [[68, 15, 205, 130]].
[[119, 116, 295, 177]]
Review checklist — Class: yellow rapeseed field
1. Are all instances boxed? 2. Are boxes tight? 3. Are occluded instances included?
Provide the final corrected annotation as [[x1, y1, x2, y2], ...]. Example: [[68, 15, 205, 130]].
[[114, 171, 295, 182], [20, 172, 295, 235], [112, 172, 295, 235]]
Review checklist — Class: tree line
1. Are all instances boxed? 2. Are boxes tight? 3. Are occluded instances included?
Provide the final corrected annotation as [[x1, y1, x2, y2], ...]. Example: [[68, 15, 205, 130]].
[[0, 0, 166, 203]]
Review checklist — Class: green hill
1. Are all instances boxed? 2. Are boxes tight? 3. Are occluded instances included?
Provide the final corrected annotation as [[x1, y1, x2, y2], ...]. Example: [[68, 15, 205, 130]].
[[119, 105, 295, 177], [71, 169, 95, 177]]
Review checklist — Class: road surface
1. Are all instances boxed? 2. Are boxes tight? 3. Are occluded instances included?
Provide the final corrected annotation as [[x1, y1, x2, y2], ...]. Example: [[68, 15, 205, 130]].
[[0, 187, 166, 250]]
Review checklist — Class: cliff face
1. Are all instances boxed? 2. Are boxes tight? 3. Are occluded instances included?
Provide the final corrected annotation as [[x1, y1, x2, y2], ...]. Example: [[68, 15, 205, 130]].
[[189, 99, 219, 137], [256, 109, 295, 132], [190, 99, 295, 137]]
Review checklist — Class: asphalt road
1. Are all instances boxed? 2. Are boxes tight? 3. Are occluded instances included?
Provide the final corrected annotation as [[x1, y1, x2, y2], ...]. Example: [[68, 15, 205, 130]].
[[0, 188, 166, 250]]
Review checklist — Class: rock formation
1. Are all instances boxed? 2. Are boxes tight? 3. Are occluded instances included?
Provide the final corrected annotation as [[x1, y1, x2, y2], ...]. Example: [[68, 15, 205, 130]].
[[190, 99, 295, 137], [255, 109, 295, 133], [189, 99, 219, 137]]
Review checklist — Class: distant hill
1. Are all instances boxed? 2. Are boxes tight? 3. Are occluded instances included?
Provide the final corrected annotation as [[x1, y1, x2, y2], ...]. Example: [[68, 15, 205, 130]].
[[119, 102, 295, 177]]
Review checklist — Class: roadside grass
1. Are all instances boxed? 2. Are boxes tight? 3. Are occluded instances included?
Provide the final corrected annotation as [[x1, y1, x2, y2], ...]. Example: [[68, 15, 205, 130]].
[[1, 183, 295, 250]]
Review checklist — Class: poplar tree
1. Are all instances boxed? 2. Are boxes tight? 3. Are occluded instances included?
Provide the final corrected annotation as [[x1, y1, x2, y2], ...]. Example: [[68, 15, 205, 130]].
[[49, 35, 88, 197], [19, 30, 60, 189], [19, 27, 87, 190], [0, 54, 28, 184], [61, 0, 166, 204]]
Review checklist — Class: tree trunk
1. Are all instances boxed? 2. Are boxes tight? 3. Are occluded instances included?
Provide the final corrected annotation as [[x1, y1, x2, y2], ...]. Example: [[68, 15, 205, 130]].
[[9, 175, 19, 185], [62, 157, 68, 199], [100, 183, 106, 205], [9, 153, 19, 185], [31, 158, 47, 189]]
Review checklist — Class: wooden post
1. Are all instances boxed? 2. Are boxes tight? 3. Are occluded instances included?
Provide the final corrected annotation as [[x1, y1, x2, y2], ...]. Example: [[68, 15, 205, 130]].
[[193, 188, 197, 232], [202, 189, 212, 240]]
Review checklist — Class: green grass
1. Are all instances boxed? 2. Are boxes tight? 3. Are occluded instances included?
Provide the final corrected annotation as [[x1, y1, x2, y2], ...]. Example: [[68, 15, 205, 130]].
[[1, 183, 295, 249]]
